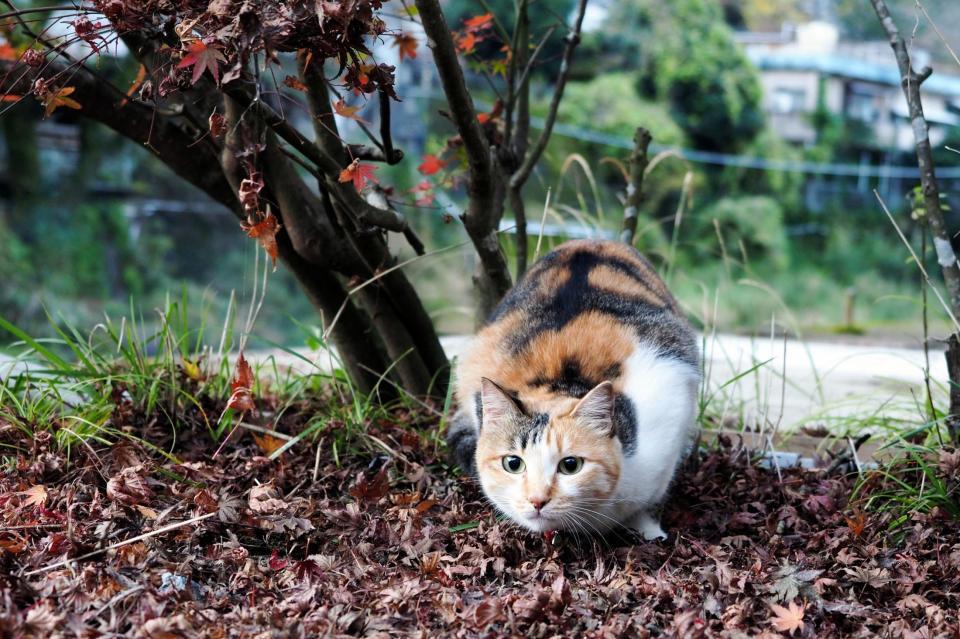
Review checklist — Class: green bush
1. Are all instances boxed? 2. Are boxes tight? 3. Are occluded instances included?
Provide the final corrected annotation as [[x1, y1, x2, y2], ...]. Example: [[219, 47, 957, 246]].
[[691, 195, 788, 267]]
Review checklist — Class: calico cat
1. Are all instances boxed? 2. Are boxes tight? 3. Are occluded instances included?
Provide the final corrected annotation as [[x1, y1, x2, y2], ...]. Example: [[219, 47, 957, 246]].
[[448, 239, 700, 540]]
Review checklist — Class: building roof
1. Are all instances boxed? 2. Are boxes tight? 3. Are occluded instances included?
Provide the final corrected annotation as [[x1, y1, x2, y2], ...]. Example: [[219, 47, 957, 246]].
[[748, 51, 960, 98]]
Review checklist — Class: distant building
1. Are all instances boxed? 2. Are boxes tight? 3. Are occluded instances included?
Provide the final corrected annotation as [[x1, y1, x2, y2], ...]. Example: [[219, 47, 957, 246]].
[[736, 21, 960, 151]]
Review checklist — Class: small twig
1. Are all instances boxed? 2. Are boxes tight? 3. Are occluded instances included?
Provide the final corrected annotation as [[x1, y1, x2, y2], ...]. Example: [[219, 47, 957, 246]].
[[239, 421, 293, 440], [23, 512, 218, 576]]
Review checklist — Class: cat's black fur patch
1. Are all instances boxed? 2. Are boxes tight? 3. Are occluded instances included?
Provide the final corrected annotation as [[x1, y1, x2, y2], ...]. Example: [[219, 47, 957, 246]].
[[491, 248, 699, 366], [515, 412, 549, 450]]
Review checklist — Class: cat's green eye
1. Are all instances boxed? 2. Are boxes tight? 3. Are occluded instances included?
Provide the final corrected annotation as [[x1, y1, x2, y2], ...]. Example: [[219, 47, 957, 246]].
[[502, 455, 525, 473], [558, 456, 584, 475]]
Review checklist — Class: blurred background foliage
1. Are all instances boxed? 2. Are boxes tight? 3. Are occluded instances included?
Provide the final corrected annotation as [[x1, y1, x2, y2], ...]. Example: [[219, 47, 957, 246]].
[[3, 0, 960, 345]]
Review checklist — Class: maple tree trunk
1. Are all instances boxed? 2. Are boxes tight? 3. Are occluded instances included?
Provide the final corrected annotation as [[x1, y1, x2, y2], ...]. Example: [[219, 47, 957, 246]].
[[0, 58, 449, 400], [1, 0, 592, 401]]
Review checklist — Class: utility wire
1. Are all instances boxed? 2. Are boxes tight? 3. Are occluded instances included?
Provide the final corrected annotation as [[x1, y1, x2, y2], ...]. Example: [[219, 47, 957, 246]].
[[401, 89, 960, 179]]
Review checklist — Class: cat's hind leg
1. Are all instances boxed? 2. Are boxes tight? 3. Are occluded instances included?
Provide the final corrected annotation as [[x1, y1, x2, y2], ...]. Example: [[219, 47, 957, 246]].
[[446, 410, 478, 475], [627, 509, 667, 540]]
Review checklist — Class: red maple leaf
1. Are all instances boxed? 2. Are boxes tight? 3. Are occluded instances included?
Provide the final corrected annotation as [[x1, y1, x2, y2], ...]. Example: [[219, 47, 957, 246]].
[[227, 353, 255, 413], [464, 12, 493, 31], [338, 159, 378, 191], [177, 39, 226, 85], [457, 31, 479, 54], [393, 33, 418, 61], [410, 180, 435, 206], [268, 549, 289, 571], [417, 154, 445, 176], [242, 209, 281, 267], [0, 42, 17, 61]]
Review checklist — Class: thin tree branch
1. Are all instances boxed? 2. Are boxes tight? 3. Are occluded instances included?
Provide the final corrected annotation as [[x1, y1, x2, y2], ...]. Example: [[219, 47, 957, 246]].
[[0, 58, 236, 214], [378, 88, 403, 164], [510, 0, 589, 190], [869, 0, 960, 309], [415, 0, 512, 314], [871, 0, 960, 444], [414, 0, 491, 188], [224, 83, 418, 238], [620, 127, 651, 245]]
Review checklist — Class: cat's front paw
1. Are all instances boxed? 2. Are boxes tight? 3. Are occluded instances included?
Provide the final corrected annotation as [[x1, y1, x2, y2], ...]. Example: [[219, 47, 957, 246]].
[[629, 510, 667, 541]]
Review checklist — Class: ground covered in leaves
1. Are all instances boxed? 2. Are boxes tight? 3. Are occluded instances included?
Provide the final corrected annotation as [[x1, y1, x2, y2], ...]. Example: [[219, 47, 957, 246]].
[[1, 403, 959, 638]]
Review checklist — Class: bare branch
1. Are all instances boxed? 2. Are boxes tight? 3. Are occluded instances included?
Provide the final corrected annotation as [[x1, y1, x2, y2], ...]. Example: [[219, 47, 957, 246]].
[[414, 0, 491, 187], [378, 88, 403, 164], [415, 0, 512, 313], [505, 0, 530, 160], [510, 0, 589, 190], [620, 128, 652, 246], [869, 0, 960, 310]]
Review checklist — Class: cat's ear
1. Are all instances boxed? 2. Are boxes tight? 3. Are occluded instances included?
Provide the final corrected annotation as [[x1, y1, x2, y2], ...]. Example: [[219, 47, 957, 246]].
[[571, 381, 614, 434], [479, 378, 522, 428]]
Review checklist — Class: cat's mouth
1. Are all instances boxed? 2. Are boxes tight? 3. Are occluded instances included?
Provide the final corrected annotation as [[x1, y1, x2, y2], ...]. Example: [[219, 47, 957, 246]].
[[524, 511, 560, 531]]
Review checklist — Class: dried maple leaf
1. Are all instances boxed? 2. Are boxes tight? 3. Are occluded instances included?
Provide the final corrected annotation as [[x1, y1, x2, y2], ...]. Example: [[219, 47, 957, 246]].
[[248, 483, 288, 514], [71, 17, 108, 54], [770, 562, 822, 601], [242, 209, 280, 267], [227, 352, 255, 413], [20, 484, 47, 508], [41, 86, 81, 118], [769, 601, 805, 635], [333, 98, 366, 122], [283, 75, 307, 91], [338, 159, 378, 191], [253, 432, 285, 456], [106, 466, 155, 506], [0, 535, 27, 554], [209, 111, 226, 138], [417, 154, 445, 176], [845, 509, 868, 538], [393, 33, 418, 61], [177, 39, 226, 84], [349, 467, 389, 502], [238, 172, 264, 214]]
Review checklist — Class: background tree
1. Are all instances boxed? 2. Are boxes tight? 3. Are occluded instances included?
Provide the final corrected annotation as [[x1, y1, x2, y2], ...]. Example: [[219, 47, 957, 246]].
[[596, 0, 765, 152], [0, 0, 590, 400]]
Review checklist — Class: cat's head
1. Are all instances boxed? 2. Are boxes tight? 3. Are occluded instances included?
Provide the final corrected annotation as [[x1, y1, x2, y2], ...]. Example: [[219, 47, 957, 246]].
[[474, 378, 622, 532]]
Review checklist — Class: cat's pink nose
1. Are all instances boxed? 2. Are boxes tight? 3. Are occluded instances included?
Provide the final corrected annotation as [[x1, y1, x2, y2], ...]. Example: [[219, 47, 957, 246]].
[[530, 498, 550, 512]]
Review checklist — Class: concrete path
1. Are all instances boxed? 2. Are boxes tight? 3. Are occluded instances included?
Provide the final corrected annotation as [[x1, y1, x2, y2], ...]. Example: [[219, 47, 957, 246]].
[[440, 334, 946, 432], [2, 334, 946, 432]]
